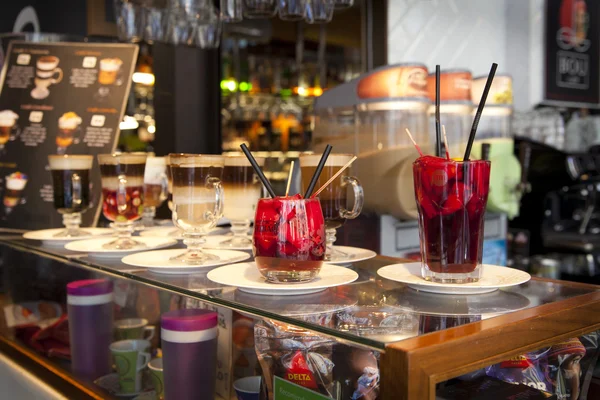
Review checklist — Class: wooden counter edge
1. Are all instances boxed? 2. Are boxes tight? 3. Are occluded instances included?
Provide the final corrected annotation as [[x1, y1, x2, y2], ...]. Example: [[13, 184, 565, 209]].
[[380, 290, 600, 400]]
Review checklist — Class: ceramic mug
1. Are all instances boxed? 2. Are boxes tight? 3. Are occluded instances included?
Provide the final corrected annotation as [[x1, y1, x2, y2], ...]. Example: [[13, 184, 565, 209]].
[[148, 358, 164, 399], [109, 339, 151, 394], [114, 318, 156, 341]]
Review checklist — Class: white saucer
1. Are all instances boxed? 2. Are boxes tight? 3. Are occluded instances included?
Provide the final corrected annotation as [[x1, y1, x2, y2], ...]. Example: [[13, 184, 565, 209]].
[[121, 249, 251, 274], [23, 228, 111, 244], [207, 262, 359, 296], [65, 237, 177, 258], [377, 263, 531, 295], [139, 226, 229, 240], [325, 246, 377, 264], [31, 87, 49, 100]]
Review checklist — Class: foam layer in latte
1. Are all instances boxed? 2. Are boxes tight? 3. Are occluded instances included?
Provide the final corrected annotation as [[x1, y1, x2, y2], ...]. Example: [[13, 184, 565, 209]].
[[169, 154, 224, 168], [0, 110, 18, 127], [223, 186, 261, 221], [100, 58, 123, 72], [37, 56, 59, 70], [58, 112, 82, 129], [300, 153, 355, 167], [101, 176, 144, 191], [49, 155, 93, 170], [98, 153, 148, 165], [223, 154, 265, 167], [144, 164, 167, 184]]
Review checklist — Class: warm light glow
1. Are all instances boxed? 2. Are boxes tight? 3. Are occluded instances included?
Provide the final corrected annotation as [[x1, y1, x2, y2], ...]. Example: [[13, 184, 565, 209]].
[[119, 116, 139, 130], [147, 125, 156, 134], [313, 87, 323, 96], [297, 87, 308, 96], [226, 80, 237, 91], [132, 72, 155, 86]]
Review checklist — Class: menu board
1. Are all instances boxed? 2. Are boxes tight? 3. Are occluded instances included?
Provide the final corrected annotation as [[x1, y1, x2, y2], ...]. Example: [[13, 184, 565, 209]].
[[0, 41, 138, 231]]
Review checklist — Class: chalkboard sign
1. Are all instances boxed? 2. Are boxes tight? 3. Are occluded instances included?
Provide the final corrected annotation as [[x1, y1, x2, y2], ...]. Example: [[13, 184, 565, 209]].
[[0, 41, 138, 231], [544, 0, 600, 106]]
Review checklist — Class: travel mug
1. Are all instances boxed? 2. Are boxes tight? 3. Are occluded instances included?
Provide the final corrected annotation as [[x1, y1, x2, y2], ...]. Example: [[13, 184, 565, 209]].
[[161, 309, 218, 400], [67, 279, 113, 382]]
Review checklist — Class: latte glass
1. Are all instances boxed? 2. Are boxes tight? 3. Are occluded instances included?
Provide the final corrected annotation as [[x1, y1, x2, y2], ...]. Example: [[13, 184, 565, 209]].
[[221, 153, 264, 247], [169, 154, 224, 264], [142, 156, 169, 228], [300, 153, 364, 261], [98, 153, 147, 250], [48, 155, 93, 237]]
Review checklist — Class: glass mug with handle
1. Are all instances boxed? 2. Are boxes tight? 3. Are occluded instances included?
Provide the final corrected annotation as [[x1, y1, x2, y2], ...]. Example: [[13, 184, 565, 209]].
[[169, 154, 224, 264], [142, 156, 169, 228], [300, 153, 364, 261], [48, 155, 93, 237], [98, 153, 148, 250]]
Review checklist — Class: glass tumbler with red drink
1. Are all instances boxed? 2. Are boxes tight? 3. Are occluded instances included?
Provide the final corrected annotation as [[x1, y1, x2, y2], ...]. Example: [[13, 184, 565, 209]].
[[413, 155, 491, 283], [98, 153, 147, 250], [253, 194, 326, 283]]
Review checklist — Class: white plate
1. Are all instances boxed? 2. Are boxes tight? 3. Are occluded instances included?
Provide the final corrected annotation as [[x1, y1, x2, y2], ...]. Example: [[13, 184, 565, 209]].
[[325, 246, 377, 264], [200, 235, 252, 251], [65, 237, 177, 258], [23, 228, 112, 244], [139, 226, 229, 240], [377, 263, 531, 295], [122, 249, 251, 274], [207, 262, 359, 296]]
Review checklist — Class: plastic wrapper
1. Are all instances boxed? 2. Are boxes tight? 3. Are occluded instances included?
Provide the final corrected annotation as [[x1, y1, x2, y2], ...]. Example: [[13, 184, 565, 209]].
[[486, 331, 600, 400], [254, 319, 381, 399]]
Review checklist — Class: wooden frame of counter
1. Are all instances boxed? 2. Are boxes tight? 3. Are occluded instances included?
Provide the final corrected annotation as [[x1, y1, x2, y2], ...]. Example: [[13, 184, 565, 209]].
[[380, 277, 600, 400]]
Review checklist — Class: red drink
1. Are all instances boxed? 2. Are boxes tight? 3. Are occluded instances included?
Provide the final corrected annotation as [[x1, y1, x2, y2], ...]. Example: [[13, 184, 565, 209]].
[[413, 156, 491, 283], [253, 195, 326, 283], [101, 186, 143, 222]]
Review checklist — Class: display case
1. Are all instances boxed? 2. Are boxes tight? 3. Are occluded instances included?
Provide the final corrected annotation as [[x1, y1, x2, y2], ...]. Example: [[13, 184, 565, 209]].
[[0, 237, 599, 400]]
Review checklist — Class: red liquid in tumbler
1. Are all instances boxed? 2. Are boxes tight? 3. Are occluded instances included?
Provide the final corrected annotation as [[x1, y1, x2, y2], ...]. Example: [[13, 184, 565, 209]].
[[413, 156, 490, 274], [102, 186, 144, 222], [253, 195, 325, 276]]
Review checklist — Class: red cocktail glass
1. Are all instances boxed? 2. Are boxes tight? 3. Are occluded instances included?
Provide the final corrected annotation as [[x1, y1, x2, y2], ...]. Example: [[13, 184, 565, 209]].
[[253, 195, 326, 283], [413, 156, 491, 283]]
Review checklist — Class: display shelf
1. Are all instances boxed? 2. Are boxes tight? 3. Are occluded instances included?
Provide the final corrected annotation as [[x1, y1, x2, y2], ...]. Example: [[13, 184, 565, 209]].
[[1, 238, 599, 399]]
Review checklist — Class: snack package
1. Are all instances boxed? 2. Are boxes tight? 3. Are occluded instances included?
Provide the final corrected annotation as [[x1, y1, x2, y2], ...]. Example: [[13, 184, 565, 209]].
[[255, 320, 336, 399], [485, 348, 552, 393], [254, 319, 381, 400]]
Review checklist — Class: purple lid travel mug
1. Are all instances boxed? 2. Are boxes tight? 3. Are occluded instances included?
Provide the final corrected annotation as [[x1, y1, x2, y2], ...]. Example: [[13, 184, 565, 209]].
[[67, 279, 114, 382], [161, 309, 218, 400]]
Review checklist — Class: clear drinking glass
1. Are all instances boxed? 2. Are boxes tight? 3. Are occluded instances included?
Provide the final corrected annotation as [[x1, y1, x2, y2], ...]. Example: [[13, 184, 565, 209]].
[[305, 0, 334, 23], [413, 156, 491, 283], [243, 0, 278, 18], [220, 0, 243, 22], [0, 110, 20, 152], [300, 153, 363, 261], [98, 153, 148, 249], [278, 0, 306, 21], [144, 4, 167, 42], [333, 0, 352, 9], [142, 156, 169, 228], [190, 4, 222, 48], [169, 154, 224, 264], [221, 153, 264, 247], [114, 0, 146, 42], [48, 155, 93, 237]]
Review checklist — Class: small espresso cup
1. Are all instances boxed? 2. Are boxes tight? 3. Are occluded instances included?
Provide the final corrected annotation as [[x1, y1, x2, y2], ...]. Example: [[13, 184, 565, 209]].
[[148, 358, 164, 399], [109, 339, 151, 394], [114, 318, 156, 341]]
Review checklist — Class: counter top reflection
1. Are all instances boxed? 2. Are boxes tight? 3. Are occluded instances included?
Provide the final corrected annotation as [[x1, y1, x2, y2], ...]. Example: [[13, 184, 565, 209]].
[[1, 238, 598, 351]]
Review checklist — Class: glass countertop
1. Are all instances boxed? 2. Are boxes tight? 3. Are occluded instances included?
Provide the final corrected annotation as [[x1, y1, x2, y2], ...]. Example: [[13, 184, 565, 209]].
[[1, 238, 596, 350]]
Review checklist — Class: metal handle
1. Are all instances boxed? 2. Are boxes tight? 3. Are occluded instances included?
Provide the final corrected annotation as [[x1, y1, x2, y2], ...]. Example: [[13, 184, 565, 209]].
[[339, 175, 363, 219], [117, 174, 128, 214], [71, 173, 82, 206]]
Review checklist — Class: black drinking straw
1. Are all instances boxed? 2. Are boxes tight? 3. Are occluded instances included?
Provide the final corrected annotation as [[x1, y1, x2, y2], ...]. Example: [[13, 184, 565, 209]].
[[463, 63, 498, 161], [240, 144, 277, 198], [435, 65, 442, 157], [304, 144, 333, 198]]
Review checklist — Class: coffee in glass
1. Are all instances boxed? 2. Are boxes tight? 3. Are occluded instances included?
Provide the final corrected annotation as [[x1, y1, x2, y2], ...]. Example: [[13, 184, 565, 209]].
[[98, 153, 147, 249], [98, 58, 123, 86], [0, 110, 19, 149], [169, 154, 224, 264], [3, 172, 28, 216], [57, 112, 82, 154], [142, 156, 168, 227], [221, 153, 264, 247], [48, 155, 93, 237], [300, 153, 364, 261]]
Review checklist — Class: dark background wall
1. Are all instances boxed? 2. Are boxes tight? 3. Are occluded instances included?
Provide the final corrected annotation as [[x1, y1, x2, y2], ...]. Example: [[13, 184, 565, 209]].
[[0, 2, 88, 36]]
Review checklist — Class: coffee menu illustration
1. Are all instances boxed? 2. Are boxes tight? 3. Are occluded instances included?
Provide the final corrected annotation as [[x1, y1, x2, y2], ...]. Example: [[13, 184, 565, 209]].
[[0, 42, 138, 230]]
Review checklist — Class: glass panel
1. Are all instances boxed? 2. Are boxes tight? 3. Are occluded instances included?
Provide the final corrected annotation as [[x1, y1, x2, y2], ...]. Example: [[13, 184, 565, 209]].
[[1, 239, 596, 350]]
